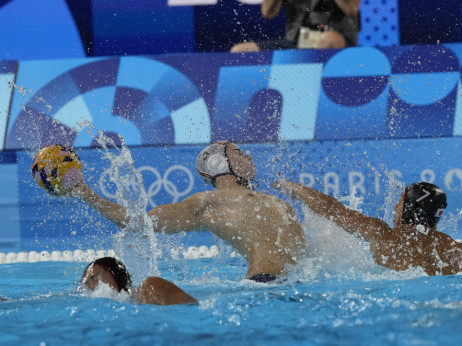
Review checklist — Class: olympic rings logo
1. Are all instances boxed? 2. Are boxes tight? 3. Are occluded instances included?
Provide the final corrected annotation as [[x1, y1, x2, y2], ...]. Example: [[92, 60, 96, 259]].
[[99, 165, 195, 208], [444, 169, 462, 191]]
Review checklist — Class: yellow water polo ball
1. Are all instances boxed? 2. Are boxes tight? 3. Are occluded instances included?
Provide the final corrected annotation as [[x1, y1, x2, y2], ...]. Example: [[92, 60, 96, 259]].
[[31, 145, 82, 196]]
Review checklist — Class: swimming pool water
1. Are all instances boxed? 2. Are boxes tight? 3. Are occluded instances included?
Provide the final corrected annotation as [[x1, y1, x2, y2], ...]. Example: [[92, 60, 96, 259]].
[[1, 257, 462, 346]]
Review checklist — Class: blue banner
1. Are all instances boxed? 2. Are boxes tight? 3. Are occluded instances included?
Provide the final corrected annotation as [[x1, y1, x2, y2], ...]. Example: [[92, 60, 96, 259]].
[[4, 44, 462, 151]]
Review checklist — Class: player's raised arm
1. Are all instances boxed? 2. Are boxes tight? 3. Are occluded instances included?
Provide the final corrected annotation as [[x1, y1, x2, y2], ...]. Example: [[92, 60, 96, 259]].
[[273, 180, 389, 242], [72, 180, 207, 233], [71, 179, 131, 229]]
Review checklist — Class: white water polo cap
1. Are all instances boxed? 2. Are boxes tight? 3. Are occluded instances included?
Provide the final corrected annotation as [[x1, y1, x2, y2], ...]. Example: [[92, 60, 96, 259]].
[[196, 142, 233, 186]]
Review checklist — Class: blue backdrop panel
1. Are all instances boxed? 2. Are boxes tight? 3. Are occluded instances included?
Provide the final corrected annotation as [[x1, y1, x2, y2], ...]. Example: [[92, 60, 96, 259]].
[[8, 135, 462, 252], [5, 44, 462, 151], [92, 0, 195, 56], [399, 0, 462, 45], [0, 152, 20, 248], [0, 0, 85, 60]]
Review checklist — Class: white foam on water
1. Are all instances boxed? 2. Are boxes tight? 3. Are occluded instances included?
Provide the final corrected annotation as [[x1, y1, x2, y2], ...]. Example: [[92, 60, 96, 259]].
[[80, 281, 132, 304], [294, 206, 382, 281], [291, 181, 431, 283]]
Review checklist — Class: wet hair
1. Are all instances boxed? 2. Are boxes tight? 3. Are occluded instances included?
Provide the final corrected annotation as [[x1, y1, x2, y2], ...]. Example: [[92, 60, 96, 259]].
[[196, 141, 255, 189], [402, 182, 447, 227], [81, 257, 133, 292]]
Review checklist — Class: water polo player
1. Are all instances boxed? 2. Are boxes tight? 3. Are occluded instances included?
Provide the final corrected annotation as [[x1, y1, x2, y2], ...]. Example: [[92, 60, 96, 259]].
[[274, 180, 462, 275], [69, 141, 306, 283], [78, 257, 197, 305]]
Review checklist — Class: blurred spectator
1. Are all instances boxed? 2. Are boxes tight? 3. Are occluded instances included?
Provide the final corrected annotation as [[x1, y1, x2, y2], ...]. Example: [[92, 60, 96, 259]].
[[231, 0, 360, 52]]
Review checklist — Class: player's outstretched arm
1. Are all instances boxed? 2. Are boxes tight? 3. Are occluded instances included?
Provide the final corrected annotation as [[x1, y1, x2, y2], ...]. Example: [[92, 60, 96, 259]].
[[147, 194, 206, 234], [70, 178, 206, 233], [70, 179, 130, 229], [274, 180, 389, 242]]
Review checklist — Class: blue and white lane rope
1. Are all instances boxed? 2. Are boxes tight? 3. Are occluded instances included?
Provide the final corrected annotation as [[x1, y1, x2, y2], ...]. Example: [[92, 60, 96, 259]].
[[0, 245, 223, 264]]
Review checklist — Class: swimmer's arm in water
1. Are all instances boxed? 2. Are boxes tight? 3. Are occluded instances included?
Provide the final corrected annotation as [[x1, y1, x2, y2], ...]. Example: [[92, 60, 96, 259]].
[[274, 180, 389, 242], [147, 193, 208, 234], [136, 277, 197, 305], [261, 0, 285, 19]]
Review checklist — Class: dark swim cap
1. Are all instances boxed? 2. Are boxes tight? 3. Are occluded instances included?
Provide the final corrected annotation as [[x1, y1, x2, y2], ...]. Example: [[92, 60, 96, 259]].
[[402, 182, 447, 227], [83, 257, 133, 292]]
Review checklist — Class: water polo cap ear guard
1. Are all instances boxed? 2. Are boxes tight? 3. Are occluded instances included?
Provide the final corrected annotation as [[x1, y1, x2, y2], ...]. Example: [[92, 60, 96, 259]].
[[402, 182, 447, 227], [197, 141, 257, 189], [196, 141, 236, 187]]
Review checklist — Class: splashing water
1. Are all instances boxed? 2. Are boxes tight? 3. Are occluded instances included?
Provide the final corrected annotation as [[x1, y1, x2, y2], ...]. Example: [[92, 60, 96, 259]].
[[296, 206, 380, 281], [80, 281, 132, 304], [296, 207, 428, 283], [439, 208, 462, 238], [382, 170, 405, 226], [86, 125, 160, 283], [292, 177, 430, 283]]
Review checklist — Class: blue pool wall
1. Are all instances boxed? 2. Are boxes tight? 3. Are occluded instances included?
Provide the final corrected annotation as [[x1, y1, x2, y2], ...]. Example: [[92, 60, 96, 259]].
[[1, 45, 462, 251]]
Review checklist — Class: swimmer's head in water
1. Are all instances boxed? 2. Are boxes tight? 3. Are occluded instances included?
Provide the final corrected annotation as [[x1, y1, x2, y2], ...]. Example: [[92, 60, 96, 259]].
[[402, 182, 447, 227], [196, 141, 255, 188], [79, 257, 133, 292]]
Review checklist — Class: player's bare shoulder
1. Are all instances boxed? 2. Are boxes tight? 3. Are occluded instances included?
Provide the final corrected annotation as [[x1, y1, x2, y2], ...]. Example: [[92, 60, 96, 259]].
[[185, 190, 219, 210], [254, 190, 300, 222]]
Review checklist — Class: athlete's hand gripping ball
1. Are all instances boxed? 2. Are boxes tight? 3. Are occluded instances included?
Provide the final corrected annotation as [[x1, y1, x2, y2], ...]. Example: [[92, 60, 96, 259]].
[[31, 145, 82, 196]]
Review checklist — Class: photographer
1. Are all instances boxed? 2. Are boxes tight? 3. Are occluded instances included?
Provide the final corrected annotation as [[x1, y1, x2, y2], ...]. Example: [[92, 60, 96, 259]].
[[230, 0, 360, 52]]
